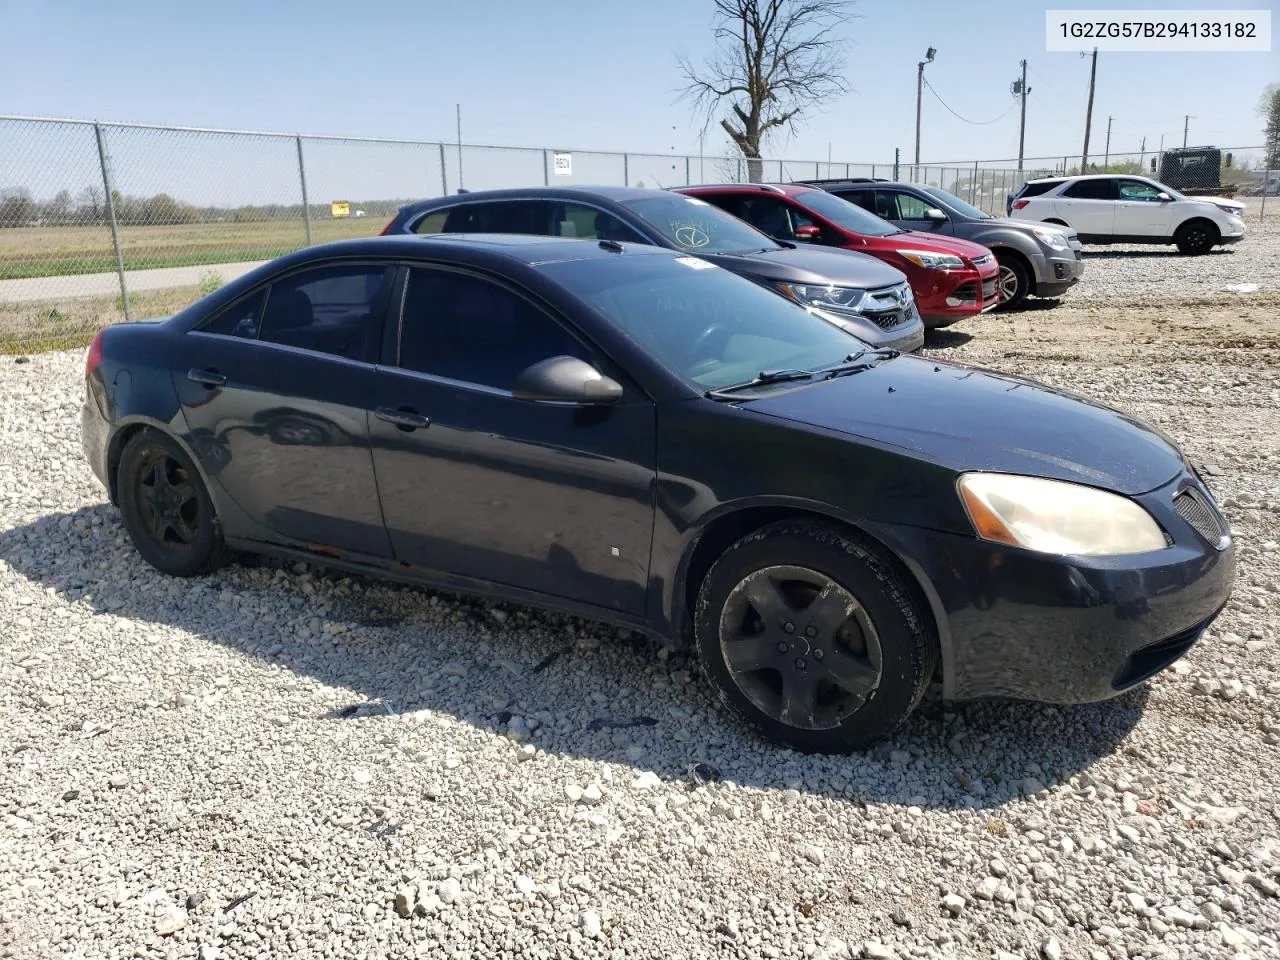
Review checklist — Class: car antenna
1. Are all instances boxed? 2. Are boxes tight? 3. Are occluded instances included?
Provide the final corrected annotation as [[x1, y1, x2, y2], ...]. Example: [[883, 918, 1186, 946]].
[[598, 239, 625, 253]]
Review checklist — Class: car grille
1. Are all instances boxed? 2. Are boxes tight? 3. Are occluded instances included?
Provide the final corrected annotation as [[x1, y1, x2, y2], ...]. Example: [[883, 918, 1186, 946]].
[[1174, 487, 1226, 545], [860, 284, 914, 330], [981, 276, 997, 300]]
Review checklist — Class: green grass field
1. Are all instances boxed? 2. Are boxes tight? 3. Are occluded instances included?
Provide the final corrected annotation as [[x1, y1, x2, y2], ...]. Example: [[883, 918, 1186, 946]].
[[0, 285, 209, 355], [0, 218, 388, 280]]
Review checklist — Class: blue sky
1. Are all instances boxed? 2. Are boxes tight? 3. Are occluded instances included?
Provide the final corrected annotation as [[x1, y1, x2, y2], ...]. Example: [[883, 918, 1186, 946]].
[[0, 0, 1275, 204]]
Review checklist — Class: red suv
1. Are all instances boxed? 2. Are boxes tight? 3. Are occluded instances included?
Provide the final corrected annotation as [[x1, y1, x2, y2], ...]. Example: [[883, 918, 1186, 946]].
[[675, 184, 1000, 327]]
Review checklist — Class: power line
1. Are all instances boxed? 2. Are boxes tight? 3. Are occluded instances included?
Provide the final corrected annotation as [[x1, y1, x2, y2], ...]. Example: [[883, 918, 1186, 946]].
[[922, 79, 1018, 126]]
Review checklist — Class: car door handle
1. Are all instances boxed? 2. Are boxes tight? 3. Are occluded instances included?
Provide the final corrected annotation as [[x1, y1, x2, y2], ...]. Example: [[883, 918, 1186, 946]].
[[187, 368, 227, 388], [375, 406, 431, 431]]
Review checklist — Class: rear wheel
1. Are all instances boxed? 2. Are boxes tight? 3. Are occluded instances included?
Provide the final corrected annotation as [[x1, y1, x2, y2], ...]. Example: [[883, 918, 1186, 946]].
[[1175, 219, 1218, 255], [117, 430, 230, 576], [994, 253, 1031, 310], [694, 520, 936, 753]]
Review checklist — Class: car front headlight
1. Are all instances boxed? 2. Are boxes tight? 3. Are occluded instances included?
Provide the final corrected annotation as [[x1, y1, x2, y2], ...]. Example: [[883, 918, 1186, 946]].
[[776, 282, 868, 316], [1215, 203, 1243, 216], [899, 249, 965, 270], [957, 473, 1167, 556], [1032, 228, 1070, 251]]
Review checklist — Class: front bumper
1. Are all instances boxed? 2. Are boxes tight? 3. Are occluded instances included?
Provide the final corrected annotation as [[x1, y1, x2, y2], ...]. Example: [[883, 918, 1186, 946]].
[[1032, 248, 1086, 297], [918, 264, 1001, 328], [867, 472, 1236, 703]]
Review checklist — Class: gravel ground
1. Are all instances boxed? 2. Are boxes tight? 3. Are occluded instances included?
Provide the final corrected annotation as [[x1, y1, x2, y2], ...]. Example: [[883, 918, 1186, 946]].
[[1057, 219, 1279, 306], [3, 231, 1280, 960]]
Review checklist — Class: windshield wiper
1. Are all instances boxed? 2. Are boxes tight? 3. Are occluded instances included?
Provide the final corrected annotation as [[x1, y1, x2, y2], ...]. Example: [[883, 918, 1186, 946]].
[[705, 368, 813, 399], [816, 348, 900, 379]]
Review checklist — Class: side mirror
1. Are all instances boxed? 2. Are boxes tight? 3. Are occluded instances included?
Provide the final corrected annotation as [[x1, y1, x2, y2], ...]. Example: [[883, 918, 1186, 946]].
[[512, 356, 622, 405], [794, 224, 821, 241], [925, 207, 947, 221], [1156, 192, 1173, 202]]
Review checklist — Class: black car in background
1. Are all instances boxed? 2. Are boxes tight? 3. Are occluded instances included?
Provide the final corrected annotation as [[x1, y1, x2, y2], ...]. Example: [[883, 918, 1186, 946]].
[[380, 186, 924, 353], [82, 235, 1234, 753]]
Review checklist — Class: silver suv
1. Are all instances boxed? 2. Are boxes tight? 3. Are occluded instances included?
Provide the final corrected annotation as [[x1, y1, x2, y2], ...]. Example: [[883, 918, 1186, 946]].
[[800, 179, 1084, 310]]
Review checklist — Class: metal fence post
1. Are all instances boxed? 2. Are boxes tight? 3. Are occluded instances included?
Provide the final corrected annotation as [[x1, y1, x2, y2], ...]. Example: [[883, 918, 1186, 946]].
[[295, 136, 312, 246], [871, 164, 876, 179], [1262, 169, 1271, 219], [94, 122, 130, 321], [893, 148, 899, 180], [439, 143, 448, 195], [543, 150, 550, 186], [685, 155, 691, 185], [623, 154, 629, 186], [972, 161, 978, 203]]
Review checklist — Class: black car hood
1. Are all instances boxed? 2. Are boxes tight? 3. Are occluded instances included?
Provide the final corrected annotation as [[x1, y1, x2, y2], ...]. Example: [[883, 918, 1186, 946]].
[[743, 355, 1185, 495], [708, 245, 906, 288]]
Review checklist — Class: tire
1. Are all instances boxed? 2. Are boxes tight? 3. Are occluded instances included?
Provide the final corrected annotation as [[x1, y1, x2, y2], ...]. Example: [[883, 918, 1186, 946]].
[[994, 253, 1031, 310], [693, 520, 937, 753], [1175, 219, 1218, 255], [116, 429, 230, 577]]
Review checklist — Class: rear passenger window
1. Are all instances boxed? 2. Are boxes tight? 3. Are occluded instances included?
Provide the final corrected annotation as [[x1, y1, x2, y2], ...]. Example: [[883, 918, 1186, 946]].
[[439, 200, 550, 235], [1063, 179, 1116, 200], [834, 190, 876, 213], [200, 290, 264, 338], [397, 268, 590, 390], [258, 265, 391, 362]]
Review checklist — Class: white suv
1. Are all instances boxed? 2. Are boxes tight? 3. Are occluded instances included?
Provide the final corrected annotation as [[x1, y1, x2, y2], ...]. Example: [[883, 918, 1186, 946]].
[[1009, 174, 1246, 255]]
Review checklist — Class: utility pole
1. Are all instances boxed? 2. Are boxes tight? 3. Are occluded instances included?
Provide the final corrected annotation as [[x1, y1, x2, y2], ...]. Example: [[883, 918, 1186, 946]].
[[914, 46, 937, 166], [1081, 47, 1097, 172], [1138, 135, 1146, 174], [1012, 59, 1030, 172], [1183, 114, 1190, 148], [1104, 116, 1112, 170], [456, 104, 464, 189]]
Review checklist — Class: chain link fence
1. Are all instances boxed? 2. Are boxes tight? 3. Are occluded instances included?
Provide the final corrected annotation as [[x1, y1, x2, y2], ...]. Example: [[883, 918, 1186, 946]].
[[1, 115, 1274, 352]]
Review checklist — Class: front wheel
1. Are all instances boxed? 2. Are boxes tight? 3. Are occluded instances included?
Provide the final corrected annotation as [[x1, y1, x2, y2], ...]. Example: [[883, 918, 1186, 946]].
[[694, 520, 936, 753], [117, 429, 230, 577], [1175, 220, 1218, 255], [994, 254, 1031, 310]]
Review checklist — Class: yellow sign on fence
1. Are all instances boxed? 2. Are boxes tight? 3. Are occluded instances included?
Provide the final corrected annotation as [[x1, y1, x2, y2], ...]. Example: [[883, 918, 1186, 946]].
[[330, 201, 350, 218]]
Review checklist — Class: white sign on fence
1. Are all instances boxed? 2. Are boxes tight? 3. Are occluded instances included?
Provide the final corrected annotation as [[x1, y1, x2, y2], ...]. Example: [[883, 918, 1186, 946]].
[[553, 152, 572, 176]]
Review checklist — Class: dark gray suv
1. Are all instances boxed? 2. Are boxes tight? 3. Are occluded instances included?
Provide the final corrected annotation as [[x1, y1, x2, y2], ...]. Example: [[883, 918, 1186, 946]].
[[798, 179, 1085, 310], [381, 186, 924, 352]]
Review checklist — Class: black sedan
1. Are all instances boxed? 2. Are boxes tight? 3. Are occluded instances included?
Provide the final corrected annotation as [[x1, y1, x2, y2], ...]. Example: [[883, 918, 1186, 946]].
[[380, 185, 925, 353], [81, 234, 1234, 753]]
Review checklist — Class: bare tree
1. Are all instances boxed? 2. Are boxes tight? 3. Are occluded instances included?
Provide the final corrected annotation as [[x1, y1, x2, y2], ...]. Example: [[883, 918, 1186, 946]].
[[679, 0, 854, 183], [77, 184, 103, 223]]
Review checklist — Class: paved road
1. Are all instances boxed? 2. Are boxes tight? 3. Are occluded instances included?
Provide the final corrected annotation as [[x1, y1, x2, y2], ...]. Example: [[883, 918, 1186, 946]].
[[0, 260, 271, 305]]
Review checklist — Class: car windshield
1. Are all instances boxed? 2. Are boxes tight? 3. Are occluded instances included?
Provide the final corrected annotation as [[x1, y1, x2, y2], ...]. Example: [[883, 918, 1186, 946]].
[[795, 190, 902, 237], [922, 186, 991, 220], [539, 254, 866, 391], [620, 194, 781, 255]]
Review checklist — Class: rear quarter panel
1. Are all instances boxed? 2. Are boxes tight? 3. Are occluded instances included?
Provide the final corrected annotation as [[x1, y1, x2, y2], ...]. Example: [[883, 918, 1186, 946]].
[[93, 320, 188, 502]]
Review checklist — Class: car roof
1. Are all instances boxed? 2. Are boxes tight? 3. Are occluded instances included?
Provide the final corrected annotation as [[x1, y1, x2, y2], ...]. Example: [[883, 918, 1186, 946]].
[[261, 234, 675, 269], [678, 182, 821, 197], [397, 184, 660, 216]]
